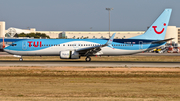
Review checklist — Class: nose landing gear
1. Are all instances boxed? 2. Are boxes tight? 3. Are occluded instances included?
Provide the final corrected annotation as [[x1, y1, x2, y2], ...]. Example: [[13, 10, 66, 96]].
[[19, 57, 23, 61]]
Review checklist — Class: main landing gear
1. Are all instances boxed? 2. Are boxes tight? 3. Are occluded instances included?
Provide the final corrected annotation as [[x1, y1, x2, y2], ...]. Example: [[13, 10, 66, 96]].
[[85, 56, 91, 62]]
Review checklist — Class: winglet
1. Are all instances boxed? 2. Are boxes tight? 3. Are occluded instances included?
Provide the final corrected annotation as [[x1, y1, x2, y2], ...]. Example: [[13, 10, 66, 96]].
[[106, 33, 116, 48]]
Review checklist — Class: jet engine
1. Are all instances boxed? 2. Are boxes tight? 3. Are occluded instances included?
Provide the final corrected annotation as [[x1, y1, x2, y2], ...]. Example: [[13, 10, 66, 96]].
[[60, 51, 80, 59]]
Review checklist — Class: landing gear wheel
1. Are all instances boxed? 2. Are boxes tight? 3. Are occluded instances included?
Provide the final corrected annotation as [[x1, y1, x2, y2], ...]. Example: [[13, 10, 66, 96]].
[[19, 58, 23, 61], [85, 57, 91, 62]]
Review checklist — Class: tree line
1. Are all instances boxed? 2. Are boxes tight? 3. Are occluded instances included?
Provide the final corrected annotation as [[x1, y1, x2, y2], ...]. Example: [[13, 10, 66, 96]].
[[14, 33, 50, 39]]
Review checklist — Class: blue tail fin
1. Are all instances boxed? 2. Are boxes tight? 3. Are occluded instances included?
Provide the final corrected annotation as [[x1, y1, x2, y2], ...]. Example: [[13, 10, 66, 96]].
[[130, 9, 172, 40]]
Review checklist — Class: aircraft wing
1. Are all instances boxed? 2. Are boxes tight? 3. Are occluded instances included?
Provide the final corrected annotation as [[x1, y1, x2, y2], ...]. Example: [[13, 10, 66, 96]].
[[76, 45, 103, 55], [76, 33, 116, 56], [151, 38, 174, 44]]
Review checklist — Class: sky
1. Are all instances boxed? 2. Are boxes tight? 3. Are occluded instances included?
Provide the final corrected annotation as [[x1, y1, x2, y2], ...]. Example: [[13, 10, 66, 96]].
[[0, 0, 180, 31]]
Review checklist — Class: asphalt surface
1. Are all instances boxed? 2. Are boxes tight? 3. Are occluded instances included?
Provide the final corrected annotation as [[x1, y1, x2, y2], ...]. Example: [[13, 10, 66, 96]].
[[1, 52, 180, 67], [1, 52, 180, 56], [0, 60, 180, 67], [133, 53, 180, 56], [0, 52, 10, 55]]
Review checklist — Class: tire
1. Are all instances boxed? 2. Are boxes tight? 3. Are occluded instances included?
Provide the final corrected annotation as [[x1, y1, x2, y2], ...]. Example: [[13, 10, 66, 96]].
[[85, 57, 91, 62], [19, 58, 23, 61]]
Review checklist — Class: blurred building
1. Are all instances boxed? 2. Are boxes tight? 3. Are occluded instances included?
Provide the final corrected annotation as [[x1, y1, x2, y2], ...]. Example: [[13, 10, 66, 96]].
[[0, 22, 5, 37], [0, 21, 180, 44]]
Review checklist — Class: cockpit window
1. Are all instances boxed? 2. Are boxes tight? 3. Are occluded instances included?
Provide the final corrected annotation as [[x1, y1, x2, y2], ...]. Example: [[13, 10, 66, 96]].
[[11, 44, 17, 46]]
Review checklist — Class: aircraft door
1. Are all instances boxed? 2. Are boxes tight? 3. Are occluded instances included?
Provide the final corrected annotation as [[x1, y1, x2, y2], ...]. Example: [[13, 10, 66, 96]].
[[22, 41, 27, 50], [139, 41, 143, 50]]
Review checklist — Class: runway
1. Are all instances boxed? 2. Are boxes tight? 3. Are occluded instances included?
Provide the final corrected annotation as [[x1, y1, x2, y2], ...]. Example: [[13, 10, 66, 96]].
[[1, 52, 180, 67], [0, 60, 180, 67], [0, 52, 10, 55], [1, 52, 180, 56]]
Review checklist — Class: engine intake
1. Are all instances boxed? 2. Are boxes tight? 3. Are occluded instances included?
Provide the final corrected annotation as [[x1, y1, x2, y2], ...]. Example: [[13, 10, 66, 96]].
[[60, 51, 80, 59]]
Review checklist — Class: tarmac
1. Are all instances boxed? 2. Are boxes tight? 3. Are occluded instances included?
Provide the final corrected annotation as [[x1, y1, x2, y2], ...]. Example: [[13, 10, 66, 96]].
[[0, 52, 180, 67], [1, 52, 180, 56], [0, 60, 179, 67]]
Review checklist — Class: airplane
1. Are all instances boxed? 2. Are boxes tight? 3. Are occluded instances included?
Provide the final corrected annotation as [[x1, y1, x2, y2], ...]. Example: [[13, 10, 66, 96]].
[[3, 9, 172, 62]]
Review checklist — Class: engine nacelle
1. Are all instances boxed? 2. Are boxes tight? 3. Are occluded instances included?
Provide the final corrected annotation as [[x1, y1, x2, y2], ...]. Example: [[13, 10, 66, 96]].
[[60, 51, 80, 59]]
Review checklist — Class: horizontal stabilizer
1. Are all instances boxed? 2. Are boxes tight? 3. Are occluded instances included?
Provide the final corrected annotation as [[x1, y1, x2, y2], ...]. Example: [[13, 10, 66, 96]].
[[151, 38, 174, 44]]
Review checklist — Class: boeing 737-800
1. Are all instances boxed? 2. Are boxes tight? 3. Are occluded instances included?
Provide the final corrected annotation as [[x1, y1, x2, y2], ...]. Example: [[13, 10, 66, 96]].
[[3, 9, 172, 61]]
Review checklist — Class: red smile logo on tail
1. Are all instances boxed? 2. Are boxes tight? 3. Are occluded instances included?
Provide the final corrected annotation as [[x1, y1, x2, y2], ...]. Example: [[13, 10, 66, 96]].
[[152, 23, 166, 34]]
